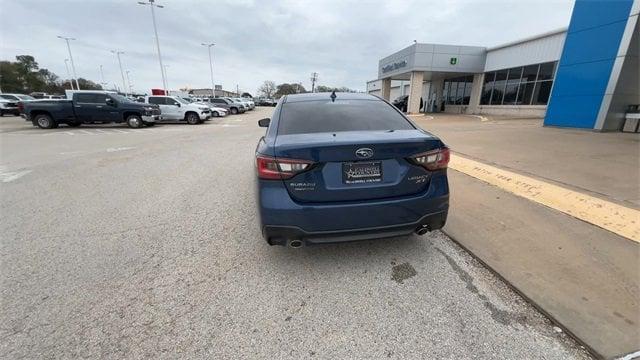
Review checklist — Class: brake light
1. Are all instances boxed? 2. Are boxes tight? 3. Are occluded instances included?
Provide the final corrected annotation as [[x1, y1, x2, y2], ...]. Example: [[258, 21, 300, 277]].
[[409, 147, 450, 170], [17, 102, 24, 113], [256, 155, 313, 180]]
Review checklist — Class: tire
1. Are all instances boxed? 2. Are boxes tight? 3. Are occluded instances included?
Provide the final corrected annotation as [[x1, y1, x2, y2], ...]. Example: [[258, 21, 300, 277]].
[[143, 121, 155, 127], [185, 112, 200, 125], [230, 107, 238, 115], [34, 113, 56, 129], [0, 110, 4, 116], [126, 114, 143, 128], [212, 111, 219, 117]]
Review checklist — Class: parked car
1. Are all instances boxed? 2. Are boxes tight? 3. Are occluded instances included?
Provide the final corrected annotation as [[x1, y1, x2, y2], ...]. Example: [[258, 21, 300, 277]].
[[255, 92, 449, 247], [240, 97, 256, 110], [257, 98, 277, 106], [392, 95, 409, 112], [1, 93, 37, 103], [202, 103, 228, 117], [225, 97, 250, 112], [234, 97, 254, 110], [145, 95, 211, 124], [208, 98, 245, 115], [21, 91, 160, 129], [30, 92, 64, 99], [181, 97, 228, 117], [0, 99, 20, 116]]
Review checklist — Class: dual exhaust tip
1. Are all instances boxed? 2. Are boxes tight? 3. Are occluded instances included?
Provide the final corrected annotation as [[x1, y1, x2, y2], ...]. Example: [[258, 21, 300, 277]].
[[288, 239, 303, 248], [415, 225, 430, 236]]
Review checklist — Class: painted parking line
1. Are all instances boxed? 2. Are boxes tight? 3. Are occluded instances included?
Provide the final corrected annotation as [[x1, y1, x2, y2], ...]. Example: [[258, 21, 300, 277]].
[[0, 166, 32, 183], [448, 154, 640, 243], [406, 114, 434, 120]]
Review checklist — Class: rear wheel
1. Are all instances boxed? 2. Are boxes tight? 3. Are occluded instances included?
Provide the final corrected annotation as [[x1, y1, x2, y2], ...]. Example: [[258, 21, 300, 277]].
[[230, 107, 238, 115], [185, 112, 200, 125], [126, 114, 143, 128], [35, 114, 56, 129], [212, 111, 219, 117]]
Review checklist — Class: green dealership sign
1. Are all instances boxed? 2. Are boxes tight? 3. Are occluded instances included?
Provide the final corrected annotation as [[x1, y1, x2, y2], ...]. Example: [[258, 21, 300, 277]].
[[450, 57, 458, 65]]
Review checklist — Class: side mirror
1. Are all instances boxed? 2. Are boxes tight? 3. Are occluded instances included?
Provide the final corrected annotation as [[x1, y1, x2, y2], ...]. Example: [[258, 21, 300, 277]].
[[258, 118, 270, 127], [106, 98, 115, 106], [175, 102, 181, 107]]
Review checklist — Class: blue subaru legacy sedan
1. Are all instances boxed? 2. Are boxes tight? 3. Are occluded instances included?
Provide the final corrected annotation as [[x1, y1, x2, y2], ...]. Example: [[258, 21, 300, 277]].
[[255, 92, 449, 248]]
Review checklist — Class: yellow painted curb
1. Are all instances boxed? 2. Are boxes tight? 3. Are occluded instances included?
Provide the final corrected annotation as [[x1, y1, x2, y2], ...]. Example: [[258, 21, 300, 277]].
[[449, 154, 640, 243]]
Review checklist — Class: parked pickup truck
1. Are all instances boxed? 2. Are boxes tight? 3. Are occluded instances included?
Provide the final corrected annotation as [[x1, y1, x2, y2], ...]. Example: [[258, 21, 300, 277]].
[[21, 91, 161, 129]]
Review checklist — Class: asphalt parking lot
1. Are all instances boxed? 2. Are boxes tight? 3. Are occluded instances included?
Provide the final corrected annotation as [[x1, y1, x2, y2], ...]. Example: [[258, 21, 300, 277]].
[[0, 109, 591, 359]]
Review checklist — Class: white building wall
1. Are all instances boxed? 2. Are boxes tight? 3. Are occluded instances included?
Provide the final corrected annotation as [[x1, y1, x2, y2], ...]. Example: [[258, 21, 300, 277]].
[[484, 30, 566, 71]]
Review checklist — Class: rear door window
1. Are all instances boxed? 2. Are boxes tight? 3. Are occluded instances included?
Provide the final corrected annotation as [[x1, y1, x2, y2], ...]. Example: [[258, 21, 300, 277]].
[[75, 94, 105, 104], [148, 97, 165, 105], [278, 100, 415, 135]]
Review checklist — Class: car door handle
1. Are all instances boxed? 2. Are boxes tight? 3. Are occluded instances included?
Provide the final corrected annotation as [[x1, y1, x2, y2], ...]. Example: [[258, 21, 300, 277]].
[[75, 105, 82, 108], [96, 105, 103, 108]]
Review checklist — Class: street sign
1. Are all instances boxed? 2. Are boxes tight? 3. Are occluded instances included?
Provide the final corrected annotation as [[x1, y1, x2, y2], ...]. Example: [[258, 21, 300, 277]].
[[450, 57, 458, 65]]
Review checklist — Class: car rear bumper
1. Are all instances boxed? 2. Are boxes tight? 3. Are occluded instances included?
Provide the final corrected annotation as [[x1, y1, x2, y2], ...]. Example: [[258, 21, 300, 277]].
[[258, 173, 449, 246], [263, 211, 447, 246]]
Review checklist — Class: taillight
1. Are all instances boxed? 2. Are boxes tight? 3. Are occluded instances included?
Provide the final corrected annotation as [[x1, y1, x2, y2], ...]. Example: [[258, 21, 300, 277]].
[[17, 102, 24, 113], [409, 147, 450, 170], [256, 155, 313, 180]]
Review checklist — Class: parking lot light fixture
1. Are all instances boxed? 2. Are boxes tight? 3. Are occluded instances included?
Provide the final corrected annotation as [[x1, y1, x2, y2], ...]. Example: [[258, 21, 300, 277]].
[[201, 43, 215, 98], [58, 36, 80, 90], [111, 50, 127, 96], [138, 0, 168, 93], [64, 59, 74, 90]]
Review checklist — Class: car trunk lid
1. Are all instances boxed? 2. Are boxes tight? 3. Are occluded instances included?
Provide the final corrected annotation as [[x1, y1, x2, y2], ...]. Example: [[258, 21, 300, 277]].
[[274, 129, 444, 203]]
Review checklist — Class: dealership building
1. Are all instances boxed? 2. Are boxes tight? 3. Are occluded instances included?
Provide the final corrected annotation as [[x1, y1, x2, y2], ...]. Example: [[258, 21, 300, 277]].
[[367, 0, 639, 131]]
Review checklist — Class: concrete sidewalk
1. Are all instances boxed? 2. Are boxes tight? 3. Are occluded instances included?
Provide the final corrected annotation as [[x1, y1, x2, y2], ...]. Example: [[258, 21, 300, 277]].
[[414, 114, 640, 359], [415, 114, 640, 207]]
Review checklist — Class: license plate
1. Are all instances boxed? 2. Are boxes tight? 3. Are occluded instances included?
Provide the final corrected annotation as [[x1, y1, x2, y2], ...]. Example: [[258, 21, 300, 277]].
[[342, 161, 383, 184]]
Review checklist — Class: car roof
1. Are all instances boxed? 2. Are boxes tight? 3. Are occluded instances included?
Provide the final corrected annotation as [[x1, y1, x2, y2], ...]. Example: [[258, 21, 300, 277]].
[[283, 92, 375, 103]]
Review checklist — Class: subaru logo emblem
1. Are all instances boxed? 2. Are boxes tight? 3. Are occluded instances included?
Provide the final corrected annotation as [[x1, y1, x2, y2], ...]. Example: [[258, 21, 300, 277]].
[[355, 148, 374, 159]]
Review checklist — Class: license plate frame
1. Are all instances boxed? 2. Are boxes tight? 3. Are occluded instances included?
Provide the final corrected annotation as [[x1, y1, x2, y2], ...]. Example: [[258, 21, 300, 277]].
[[342, 161, 383, 184]]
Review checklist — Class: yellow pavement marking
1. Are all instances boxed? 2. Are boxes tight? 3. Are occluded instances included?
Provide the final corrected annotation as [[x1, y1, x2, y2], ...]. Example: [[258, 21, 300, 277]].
[[449, 154, 640, 243]]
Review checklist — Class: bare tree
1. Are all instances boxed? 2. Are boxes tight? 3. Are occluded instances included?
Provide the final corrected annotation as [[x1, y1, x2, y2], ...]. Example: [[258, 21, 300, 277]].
[[258, 80, 276, 98]]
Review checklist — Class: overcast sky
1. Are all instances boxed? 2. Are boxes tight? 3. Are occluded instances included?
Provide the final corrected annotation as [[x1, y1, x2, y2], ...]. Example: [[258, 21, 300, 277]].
[[0, 0, 574, 94]]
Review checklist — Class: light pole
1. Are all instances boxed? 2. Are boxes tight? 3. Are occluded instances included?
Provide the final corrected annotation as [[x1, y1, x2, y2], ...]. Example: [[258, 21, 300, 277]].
[[163, 65, 170, 92], [126, 70, 134, 95], [138, 0, 168, 93], [111, 50, 127, 95], [310, 72, 318, 93], [58, 36, 80, 90], [64, 59, 74, 90], [201, 43, 215, 98], [99, 65, 107, 89]]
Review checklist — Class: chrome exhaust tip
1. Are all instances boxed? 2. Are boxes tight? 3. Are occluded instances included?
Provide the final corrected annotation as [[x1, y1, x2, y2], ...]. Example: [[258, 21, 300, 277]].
[[415, 225, 430, 236], [289, 239, 303, 248]]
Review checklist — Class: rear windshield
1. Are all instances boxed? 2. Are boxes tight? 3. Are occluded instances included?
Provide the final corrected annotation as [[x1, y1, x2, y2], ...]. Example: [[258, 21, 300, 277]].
[[278, 99, 414, 135]]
